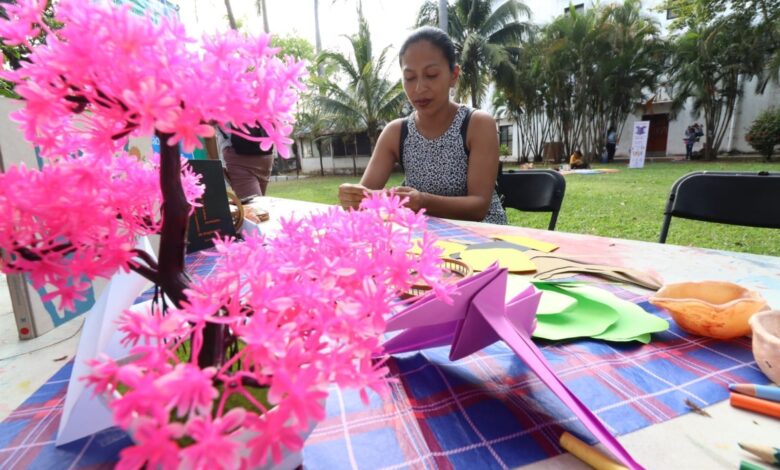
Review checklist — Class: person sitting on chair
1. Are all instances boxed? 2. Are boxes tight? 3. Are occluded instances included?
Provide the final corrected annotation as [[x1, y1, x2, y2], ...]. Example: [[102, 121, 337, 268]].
[[337, 27, 507, 224]]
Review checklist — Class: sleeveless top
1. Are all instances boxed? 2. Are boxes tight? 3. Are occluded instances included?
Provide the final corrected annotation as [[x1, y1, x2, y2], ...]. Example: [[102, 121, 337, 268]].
[[401, 105, 508, 225]]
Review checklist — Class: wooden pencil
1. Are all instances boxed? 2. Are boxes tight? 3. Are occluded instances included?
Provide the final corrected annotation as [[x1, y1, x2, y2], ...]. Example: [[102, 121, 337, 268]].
[[739, 442, 780, 466], [559, 432, 628, 470], [730, 392, 780, 419], [729, 383, 780, 404]]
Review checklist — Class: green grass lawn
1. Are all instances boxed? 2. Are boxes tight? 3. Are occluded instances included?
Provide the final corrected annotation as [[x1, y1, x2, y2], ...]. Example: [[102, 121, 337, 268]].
[[267, 160, 780, 256]]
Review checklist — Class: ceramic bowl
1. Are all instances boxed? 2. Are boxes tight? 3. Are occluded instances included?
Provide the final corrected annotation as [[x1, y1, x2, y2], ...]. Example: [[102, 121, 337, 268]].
[[750, 310, 780, 384], [649, 281, 768, 339]]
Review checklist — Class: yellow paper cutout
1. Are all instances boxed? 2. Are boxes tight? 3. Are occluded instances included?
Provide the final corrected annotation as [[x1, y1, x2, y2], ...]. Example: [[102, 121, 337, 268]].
[[460, 248, 536, 273], [492, 234, 558, 253]]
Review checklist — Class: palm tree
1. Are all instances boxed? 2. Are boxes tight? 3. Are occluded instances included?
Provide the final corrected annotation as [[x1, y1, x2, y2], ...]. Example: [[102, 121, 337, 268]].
[[439, 0, 448, 31], [223, 0, 237, 30], [669, 13, 763, 159], [317, 4, 406, 152], [255, 0, 269, 33], [416, 0, 530, 108]]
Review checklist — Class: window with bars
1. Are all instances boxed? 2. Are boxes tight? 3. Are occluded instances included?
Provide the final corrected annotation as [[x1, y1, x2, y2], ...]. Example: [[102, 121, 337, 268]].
[[498, 125, 511, 150]]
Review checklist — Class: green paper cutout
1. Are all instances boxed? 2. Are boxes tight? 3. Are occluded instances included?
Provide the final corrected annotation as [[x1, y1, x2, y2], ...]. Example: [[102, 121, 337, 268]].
[[538, 289, 578, 315], [532, 282, 669, 343], [506, 275, 577, 315]]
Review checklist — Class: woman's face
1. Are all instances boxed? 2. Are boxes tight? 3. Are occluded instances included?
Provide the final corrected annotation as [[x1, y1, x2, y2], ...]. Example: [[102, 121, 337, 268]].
[[400, 40, 459, 114]]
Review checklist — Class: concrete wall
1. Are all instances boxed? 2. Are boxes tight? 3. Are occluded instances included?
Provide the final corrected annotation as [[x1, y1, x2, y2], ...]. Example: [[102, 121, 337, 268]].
[[300, 154, 371, 175], [296, 136, 373, 175]]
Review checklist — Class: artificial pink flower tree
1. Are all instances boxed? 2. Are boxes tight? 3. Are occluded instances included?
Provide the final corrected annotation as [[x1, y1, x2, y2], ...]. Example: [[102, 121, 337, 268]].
[[0, 1, 452, 468]]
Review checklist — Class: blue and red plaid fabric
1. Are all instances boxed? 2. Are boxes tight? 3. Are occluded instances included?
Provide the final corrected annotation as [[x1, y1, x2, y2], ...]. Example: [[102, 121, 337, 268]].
[[0, 219, 772, 469]]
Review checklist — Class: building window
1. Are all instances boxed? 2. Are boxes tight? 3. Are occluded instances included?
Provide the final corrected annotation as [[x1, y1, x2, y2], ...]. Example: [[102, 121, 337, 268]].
[[498, 125, 511, 150], [564, 3, 585, 14], [666, 9, 678, 20]]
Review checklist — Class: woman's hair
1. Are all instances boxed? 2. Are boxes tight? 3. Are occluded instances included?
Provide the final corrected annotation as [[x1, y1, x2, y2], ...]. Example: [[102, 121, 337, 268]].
[[399, 26, 457, 71]]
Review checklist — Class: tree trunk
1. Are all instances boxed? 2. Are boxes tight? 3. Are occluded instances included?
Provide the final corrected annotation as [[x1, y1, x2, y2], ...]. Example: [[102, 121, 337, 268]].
[[352, 138, 358, 177], [260, 0, 270, 33], [156, 132, 189, 308], [314, 0, 323, 77], [314, 139, 324, 176], [224, 0, 238, 30], [158, 131, 226, 369], [438, 0, 448, 32]]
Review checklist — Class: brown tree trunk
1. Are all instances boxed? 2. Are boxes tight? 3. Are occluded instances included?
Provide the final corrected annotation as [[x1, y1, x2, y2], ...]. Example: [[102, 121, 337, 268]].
[[156, 132, 190, 308], [224, 0, 238, 30], [157, 131, 226, 369]]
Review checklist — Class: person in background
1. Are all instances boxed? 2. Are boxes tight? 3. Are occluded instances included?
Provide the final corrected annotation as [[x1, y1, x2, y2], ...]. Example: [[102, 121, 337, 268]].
[[684, 125, 696, 160], [338, 27, 507, 224], [216, 124, 274, 200], [569, 150, 588, 169], [606, 126, 617, 162]]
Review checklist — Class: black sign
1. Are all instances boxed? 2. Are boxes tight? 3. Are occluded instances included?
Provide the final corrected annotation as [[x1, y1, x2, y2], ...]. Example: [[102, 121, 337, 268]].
[[186, 160, 237, 253]]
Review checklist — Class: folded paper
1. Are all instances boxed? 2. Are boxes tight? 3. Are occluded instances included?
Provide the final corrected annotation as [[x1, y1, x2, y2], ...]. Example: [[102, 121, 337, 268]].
[[56, 237, 154, 446], [383, 264, 644, 470], [529, 251, 663, 291]]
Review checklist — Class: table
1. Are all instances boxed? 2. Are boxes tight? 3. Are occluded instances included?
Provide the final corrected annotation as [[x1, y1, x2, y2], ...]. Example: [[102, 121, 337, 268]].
[[1, 197, 778, 470]]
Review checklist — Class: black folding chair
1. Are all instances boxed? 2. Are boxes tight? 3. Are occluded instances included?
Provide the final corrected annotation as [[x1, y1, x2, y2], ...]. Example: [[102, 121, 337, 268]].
[[497, 169, 566, 231], [659, 171, 780, 243]]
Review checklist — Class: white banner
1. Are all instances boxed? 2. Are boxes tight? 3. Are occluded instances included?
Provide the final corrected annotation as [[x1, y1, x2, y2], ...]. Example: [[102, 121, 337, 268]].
[[629, 121, 650, 169]]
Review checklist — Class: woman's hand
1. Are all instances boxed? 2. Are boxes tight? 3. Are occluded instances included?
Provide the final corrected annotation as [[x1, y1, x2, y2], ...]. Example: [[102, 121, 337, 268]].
[[338, 183, 370, 210], [393, 186, 425, 212]]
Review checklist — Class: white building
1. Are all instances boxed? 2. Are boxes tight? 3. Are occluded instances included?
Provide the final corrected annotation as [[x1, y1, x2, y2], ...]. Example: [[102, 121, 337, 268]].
[[494, 0, 780, 159]]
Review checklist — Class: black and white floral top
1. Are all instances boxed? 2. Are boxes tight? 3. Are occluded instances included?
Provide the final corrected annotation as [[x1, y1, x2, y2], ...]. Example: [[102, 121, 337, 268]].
[[401, 105, 507, 225]]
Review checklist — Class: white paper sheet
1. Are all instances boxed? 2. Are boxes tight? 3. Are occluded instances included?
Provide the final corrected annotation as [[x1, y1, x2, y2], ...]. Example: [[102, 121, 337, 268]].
[[56, 237, 155, 446]]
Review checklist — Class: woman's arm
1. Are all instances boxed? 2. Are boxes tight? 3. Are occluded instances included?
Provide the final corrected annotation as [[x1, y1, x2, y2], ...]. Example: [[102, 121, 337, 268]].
[[396, 110, 499, 221], [360, 119, 403, 189], [338, 119, 403, 209]]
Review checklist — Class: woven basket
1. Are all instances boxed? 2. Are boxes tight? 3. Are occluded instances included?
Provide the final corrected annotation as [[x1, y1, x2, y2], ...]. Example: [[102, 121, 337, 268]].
[[405, 258, 472, 298]]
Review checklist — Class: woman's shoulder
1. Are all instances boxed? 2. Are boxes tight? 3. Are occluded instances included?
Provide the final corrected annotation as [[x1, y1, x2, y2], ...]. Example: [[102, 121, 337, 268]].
[[382, 118, 406, 138], [465, 108, 497, 130]]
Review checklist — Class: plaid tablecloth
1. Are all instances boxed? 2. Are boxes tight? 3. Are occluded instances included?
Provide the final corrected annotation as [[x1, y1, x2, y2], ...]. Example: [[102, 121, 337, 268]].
[[0, 218, 772, 470]]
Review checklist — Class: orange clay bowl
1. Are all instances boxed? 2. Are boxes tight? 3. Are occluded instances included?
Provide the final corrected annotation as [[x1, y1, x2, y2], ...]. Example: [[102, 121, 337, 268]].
[[749, 310, 780, 384], [649, 281, 768, 339]]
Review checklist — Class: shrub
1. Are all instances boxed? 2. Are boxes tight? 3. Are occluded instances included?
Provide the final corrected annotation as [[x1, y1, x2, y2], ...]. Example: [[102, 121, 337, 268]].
[[499, 143, 511, 156], [745, 107, 780, 161]]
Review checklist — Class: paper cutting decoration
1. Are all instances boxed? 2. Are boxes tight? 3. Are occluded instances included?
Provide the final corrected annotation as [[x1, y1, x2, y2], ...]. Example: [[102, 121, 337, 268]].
[[383, 264, 644, 470]]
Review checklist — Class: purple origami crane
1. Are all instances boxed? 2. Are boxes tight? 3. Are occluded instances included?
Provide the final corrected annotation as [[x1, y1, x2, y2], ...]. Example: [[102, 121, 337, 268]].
[[384, 264, 643, 470]]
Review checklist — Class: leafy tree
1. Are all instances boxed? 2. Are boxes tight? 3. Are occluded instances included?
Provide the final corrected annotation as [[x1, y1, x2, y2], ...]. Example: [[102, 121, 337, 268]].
[[746, 106, 780, 160], [494, 0, 665, 160], [668, 12, 765, 159], [317, 4, 405, 152], [416, 0, 530, 108]]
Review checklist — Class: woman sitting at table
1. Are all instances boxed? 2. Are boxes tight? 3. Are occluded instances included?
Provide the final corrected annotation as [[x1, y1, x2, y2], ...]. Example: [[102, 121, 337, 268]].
[[338, 27, 507, 224]]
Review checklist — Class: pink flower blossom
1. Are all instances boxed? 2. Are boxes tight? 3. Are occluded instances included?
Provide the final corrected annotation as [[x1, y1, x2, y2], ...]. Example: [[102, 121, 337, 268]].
[[0, 1, 451, 468], [180, 409, 245, 470], [155, 364, 217, 418], [116, 417, 183, 470]]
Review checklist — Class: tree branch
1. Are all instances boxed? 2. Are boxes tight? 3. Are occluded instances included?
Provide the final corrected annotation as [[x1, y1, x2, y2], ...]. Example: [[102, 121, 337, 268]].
[[132, 248, 159, 271]]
